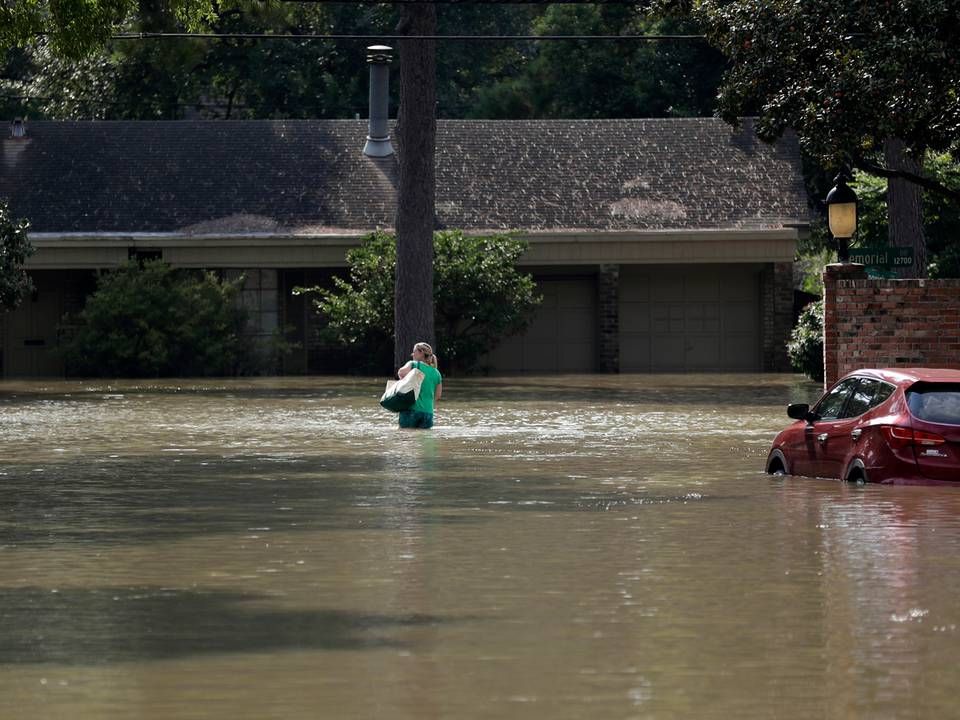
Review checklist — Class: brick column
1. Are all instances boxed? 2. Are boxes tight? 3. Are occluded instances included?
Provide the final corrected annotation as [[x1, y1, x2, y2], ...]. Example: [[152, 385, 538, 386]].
[[822, 263, 867, 388], [597, 264, 620, 373], [761, 262, 794, 371]]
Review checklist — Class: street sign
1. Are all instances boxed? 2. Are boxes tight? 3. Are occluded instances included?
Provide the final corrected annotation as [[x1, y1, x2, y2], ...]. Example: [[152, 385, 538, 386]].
[[848, 245, 914, 276]]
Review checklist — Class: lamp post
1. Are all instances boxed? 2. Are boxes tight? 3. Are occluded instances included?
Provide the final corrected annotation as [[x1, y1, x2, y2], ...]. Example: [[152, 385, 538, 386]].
[[825, 172, 858, 263]]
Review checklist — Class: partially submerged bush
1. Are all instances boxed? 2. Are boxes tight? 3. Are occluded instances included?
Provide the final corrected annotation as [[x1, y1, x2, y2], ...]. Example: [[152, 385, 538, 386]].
[[296, 231, 542, 374], [62, 260, 248, 377], [787, 299, 824, 383]]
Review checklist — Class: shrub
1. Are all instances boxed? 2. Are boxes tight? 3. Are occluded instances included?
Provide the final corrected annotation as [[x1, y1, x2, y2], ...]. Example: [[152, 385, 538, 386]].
[[787, 299, 824, 382], [295, 231, 542, 374], [0, 200, 34, 312], [62, 260, 248, 378]]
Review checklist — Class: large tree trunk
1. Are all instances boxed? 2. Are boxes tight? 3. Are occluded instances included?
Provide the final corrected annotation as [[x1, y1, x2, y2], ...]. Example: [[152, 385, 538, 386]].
[[394, 4, 437, 369], [884, 137, 926, 278]]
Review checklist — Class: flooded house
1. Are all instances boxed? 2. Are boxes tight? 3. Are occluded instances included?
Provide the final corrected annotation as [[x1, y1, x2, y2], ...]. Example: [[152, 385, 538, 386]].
[[1, 81, 810, 377]]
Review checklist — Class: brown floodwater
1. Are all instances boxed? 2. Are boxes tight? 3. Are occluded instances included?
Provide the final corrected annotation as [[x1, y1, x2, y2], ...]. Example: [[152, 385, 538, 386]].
[[2, 374, 960, 719]]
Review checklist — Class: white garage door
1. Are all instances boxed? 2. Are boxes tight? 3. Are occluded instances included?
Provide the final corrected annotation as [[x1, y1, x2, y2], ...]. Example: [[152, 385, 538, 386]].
[[487, 278, 595, 373], [620, 265, 761, 372]]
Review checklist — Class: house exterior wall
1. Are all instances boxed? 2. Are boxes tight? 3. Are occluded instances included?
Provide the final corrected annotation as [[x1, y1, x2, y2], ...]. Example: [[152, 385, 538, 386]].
[[823, 264, 960, 387], [0, 270, 93, 377], [4, 231, 800, 378]]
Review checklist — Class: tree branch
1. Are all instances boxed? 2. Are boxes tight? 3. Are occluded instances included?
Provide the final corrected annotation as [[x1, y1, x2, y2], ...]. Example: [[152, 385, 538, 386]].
[[855, 158, 960, 204]]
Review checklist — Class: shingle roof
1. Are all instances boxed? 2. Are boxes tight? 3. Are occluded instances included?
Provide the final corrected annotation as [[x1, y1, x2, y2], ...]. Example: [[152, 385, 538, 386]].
[[1, 118, 810, 235]]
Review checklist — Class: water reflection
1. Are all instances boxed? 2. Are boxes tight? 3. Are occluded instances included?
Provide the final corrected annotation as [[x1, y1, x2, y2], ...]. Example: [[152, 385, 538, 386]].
[[0, 586, 461, 664], [2, 375, 960, 719]]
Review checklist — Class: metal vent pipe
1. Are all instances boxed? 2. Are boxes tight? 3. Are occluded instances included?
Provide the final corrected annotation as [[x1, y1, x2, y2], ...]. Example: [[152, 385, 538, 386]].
[[363, 45, 394, 157]]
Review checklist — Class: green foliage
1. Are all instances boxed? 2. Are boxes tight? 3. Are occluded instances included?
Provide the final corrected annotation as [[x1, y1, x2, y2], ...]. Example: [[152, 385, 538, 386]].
[[1, 0, 225, 60], [296, 231, 541, 374], [692, 0, 960, 170], [923, 152, 960, 277], [845, 154, 960, 277], [850, 170, 889, 247], [62, 260, 248, 378], [301, 232, 396, 373], [787, 299, 824, 383], [471, 7, 724, 119], [0, 199, 34, 311], [434, 5, 543, 119], [1, 0, 132, 59], [11, 4, 394, 120], [432, 231, 541, 371], [6, 3, 723, 122], [794, 243, 833, 297]]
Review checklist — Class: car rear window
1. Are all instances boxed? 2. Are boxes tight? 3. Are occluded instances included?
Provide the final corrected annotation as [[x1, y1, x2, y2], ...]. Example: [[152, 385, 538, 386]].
[[907, 383, 960, 425]]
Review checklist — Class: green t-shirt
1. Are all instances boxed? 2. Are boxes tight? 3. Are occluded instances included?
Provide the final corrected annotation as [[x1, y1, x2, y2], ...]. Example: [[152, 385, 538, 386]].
[[410, 361, 442, 414]]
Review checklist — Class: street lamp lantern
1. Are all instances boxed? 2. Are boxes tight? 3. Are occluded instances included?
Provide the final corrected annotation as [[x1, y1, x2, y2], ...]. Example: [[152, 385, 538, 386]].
[[825, 172, 858, 262]]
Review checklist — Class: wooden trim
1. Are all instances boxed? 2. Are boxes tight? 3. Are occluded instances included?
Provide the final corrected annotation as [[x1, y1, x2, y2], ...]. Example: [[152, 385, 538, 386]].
[[25, 228, 801, 269]]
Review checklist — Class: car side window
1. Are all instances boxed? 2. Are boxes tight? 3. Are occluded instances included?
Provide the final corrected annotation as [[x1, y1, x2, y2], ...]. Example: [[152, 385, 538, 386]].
[[873, 381, 895, 407], [841, 379, 876, 418], [836, 379, 896, 419], [815, 378, 859, 420]]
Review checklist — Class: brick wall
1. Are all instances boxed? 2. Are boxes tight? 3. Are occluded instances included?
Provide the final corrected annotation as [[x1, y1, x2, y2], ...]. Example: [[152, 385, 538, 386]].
[[823, 263, 960, 387], [762, 261, 794, 372]]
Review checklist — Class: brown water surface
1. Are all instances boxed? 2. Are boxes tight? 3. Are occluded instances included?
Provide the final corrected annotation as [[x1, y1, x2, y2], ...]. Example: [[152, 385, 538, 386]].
[[2, 374, 960, 719]]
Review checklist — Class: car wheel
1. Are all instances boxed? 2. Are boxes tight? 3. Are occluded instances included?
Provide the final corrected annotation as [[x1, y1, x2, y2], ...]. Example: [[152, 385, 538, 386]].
[[766, 454, 788, 476], [845, 462, 867, 485]]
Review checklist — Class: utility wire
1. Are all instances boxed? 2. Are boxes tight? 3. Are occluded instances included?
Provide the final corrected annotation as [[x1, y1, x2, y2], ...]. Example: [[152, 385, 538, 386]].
[[274, 0, 655, 3], [112, 32, 705, 41]]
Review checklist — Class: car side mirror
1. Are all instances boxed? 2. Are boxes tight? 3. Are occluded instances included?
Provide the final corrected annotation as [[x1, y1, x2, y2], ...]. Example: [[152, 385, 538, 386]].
[[787, 403, 815, 422]]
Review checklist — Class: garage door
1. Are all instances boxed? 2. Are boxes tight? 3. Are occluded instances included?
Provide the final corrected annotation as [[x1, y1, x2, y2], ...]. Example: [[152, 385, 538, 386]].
[[620, 265, 760, 372], [486, 278, 595, 373]]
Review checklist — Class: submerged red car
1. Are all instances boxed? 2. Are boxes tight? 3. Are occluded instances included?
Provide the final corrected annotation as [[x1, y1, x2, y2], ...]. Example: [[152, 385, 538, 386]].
[[766, 368, 960, 484]]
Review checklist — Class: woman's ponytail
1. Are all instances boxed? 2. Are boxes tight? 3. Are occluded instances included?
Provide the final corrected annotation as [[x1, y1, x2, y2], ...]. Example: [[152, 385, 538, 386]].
[[415, 342, 438, 369]]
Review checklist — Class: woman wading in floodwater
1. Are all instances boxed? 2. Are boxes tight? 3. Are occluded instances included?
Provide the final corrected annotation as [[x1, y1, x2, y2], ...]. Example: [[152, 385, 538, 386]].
[[396, 342, 442, 429]]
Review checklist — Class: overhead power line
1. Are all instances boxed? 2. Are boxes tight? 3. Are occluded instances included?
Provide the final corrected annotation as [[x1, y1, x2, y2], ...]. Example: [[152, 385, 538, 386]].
[[274, 0, 656, 3], [112, 32, 706, 42]]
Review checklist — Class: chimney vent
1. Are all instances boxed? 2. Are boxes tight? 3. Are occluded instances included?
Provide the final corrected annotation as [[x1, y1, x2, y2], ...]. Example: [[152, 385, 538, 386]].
[[363, 45, 394, 157], [11, 117, 26, 138]]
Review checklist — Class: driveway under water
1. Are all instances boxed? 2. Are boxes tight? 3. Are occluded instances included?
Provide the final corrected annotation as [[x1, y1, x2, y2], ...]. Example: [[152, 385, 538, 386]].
[[2, 374, 960, 719]]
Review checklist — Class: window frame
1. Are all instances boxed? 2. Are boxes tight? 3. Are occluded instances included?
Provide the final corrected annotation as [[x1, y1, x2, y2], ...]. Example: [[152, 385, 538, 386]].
[[840, 378, 896, 419]]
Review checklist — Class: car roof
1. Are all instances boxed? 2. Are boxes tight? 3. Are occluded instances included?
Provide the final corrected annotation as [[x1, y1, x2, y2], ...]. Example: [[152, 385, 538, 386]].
[[845, 367, 960, 385]]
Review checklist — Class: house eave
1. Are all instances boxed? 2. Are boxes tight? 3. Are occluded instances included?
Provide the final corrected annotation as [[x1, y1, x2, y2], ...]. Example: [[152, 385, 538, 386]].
[[24, 226, 803, 269]]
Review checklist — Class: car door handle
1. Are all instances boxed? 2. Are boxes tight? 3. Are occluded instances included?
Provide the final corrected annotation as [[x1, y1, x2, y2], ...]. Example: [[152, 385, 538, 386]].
[[817, 433, 828, 444], [851, 428, 862, 441]]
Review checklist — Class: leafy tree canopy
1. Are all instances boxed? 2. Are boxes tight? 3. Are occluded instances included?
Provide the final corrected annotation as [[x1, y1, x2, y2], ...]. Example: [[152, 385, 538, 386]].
[[0, 0, 220, 59], [683, 0, 960, 196], [4, 3, 724, 122], [0, 200, 33, 311], [297, 231, 541, 375], [2, 2, 397, 120], [472, 6, 724, 119]]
